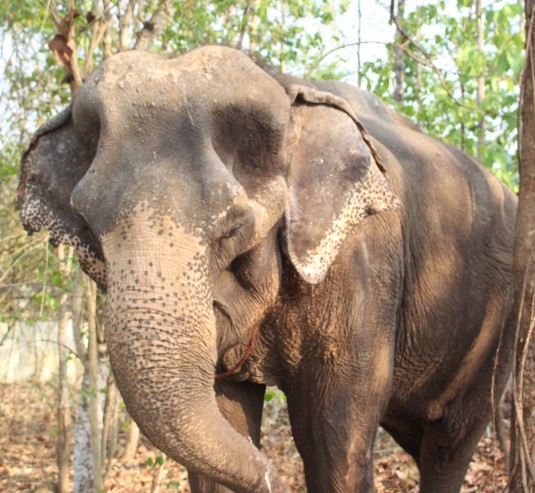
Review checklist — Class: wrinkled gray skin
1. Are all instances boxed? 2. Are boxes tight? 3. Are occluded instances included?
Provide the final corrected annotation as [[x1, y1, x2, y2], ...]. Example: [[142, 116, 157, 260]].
[[18, 46, 517, 493]]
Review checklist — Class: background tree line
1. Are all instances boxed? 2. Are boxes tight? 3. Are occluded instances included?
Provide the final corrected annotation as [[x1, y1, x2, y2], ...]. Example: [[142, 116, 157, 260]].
[[0, 0, 533, 491]]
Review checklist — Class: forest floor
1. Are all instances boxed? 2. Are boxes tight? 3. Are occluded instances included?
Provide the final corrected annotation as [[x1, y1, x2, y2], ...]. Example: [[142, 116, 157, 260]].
[[0, 382, 509, 492]]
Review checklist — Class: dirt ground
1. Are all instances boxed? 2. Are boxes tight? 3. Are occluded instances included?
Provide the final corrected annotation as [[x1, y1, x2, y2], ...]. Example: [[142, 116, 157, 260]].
[[0, 382, 508, 492]]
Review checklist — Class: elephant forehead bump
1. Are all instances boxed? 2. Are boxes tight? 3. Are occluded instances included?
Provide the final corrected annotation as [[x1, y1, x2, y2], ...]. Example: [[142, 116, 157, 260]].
[[79, 46, 290, 131]]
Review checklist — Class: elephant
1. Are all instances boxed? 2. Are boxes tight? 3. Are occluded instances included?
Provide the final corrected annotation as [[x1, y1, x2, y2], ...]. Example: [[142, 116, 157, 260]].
[[18, 45, 517, 493]]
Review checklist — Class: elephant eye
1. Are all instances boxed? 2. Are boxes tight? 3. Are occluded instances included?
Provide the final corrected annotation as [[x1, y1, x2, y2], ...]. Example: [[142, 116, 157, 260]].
[[222, 223, 243, 239], [240, 130, 263, 158]]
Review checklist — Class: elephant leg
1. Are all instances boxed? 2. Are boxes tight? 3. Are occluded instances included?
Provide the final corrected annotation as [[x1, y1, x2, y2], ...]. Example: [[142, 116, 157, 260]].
[[381, 415, 424, 463], [188, 380, 266, 493], [417, 412, 490, 493], [417, 337, 512, 493], [285, 356, 393, 493]]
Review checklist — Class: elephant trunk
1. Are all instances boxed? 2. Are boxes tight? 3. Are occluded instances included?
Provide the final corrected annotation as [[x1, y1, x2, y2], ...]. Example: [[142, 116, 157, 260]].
[[102, 221, 278, 492]]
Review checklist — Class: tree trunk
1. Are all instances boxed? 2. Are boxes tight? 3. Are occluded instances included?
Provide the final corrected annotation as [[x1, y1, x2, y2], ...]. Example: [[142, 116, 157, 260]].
[[119, 0, 135, 52], [357, 0, 362, 87], [87, 278, 104, 489], [236, 0, 253, 51], [248, 1, 259, 56], [49, 22, 82, 492], [73, 368, 109, 493], [55, 245, 74, 493], [415, 25, 423, 126], [393, 0, 405, 103], [73, 277, 110, 493], [102, 373, 120, 478], [510, 0, 535, 490], [476, 0, 487, 160], [122, 418, 140, 461]]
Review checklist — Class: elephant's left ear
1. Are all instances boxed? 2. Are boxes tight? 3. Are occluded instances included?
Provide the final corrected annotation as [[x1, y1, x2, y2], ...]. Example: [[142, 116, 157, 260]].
[[283, 85, 400, 284]]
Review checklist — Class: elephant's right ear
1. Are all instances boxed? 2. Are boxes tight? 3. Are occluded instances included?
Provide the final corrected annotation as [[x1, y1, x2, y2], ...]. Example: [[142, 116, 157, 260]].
[[283, 85, 400, 284], [18, 107, 107, 288]]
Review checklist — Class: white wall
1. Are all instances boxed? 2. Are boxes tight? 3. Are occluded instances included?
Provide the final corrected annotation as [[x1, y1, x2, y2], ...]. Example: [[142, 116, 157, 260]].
[[0, 321, 82, 382]]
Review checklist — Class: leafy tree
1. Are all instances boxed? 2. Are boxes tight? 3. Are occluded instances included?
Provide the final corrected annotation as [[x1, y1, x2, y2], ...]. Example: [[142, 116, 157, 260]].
[[363, 0, 524, 190]]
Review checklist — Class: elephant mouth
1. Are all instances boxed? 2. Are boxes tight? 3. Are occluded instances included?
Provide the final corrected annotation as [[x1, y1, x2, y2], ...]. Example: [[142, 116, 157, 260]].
[[215, 325, 260, 380], [212, 298, 261, 379], [213, 299, 231, 322]]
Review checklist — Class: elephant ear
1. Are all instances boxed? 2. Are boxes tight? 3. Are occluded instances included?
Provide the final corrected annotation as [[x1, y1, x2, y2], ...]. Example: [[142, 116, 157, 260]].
[[18, 107, 107, 288], [283, 85, 400, 284]]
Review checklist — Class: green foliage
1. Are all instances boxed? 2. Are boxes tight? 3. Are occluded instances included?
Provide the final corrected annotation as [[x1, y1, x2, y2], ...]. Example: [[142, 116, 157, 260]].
[[151, 0, 348, 76], [166, 480, 182, 490], [264, 387, 287, 403], [362, 0, 523, 190], [0, 0, 75, 325], [146, 454, 165, 467]]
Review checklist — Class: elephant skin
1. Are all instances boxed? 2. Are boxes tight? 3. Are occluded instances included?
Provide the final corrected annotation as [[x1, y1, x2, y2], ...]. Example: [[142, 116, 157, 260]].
[[18, 46, 517, 493]]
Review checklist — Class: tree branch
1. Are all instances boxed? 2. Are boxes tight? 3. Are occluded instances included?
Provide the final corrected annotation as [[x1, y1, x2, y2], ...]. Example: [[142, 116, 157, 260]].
[[393, 0, 406, 103], [389, 12, 516, 123], [236, 0, 253, 51], [37, 0, 62, 31], [102, 0, 113, 59], [119, 0, 136, 52], [137, 0, 146, 24], [134, 0, 175, 51], [0, 323, 14, 347], [304, 40, 388, 79], [66, 0, 83, 93], [85, 17, 107, 75], [47, 3, 83, 94]]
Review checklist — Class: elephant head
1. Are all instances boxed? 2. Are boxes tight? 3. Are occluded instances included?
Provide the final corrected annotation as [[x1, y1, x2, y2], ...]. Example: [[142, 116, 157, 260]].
[[18, 46, 398, 491]]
